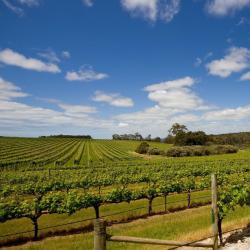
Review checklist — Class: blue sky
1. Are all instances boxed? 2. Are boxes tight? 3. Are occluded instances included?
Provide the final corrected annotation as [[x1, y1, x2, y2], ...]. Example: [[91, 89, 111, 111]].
[[1, 0, 250, 138]]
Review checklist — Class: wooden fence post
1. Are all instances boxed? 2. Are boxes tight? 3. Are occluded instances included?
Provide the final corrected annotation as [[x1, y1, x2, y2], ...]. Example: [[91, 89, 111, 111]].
[[187, 189, 191, 208], [94, 218, 106, 250], [211, 174, 219, 250]]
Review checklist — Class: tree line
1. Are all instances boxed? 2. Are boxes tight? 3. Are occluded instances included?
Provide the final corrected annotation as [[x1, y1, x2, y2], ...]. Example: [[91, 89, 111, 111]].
[[39, 134, 92, 139], [112, 133, 161, 142]]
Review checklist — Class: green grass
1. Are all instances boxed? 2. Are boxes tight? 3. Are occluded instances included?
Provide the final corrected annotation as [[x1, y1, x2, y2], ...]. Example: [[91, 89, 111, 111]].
[[7, 205, 250, 250]]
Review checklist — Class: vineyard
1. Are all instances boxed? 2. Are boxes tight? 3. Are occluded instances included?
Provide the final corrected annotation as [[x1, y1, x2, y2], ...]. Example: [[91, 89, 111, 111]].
[[0, 137, 250, 248], [0, 138, 142, 168]]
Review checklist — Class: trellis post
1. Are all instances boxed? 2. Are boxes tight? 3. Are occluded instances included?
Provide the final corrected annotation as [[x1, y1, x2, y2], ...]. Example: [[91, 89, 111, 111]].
[[211, 174, 219, 250], [94, 218, 106, 250]]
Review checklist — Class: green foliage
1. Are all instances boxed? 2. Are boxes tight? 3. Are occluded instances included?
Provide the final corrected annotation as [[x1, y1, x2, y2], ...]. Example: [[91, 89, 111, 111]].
[[135, 142, 150, 154], [147, 148, 163, 155], [218, 184, 250, 220], [175, 131, 208, 146], [210, 132, 250, 146], [168, 123, 188, 136], [165, 145, 238, 157], [105, 189, 132, 203]]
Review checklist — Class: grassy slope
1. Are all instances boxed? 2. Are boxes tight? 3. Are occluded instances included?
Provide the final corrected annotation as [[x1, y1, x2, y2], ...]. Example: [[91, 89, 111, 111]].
[[4, 205, 250, 250]]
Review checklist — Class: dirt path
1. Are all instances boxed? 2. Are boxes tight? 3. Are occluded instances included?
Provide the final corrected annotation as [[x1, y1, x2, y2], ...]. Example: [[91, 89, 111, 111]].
[[175, 227, 250, 250]]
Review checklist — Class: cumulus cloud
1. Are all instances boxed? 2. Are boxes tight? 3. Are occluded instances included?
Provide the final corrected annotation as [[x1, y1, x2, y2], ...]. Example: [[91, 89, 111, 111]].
[[159, 0, 180, 22], [18, 0, 39, 7], [121, 0, 180, 22], [82, 0, 93, 7], [2, 0, 24, 16], [206, 0, 250, 16], [114, 77, 203, 133], [61, 51, 71, 59], [121, 0, 158, 21], [93, 91, 134, 107], [0, 77, 28, 100], [1, 75, 250, 137], [112, 77, 225, 136], [0, 48, 61, 73], [203, 106, 250, 121], [118, 122, 129, 127], [0, 98, 114, 132], [194, 57, 202, 67], [58, 103, 97, 116], [194, 52, 213, 67], [37, 49, 60, 63], [240, 71, 250, 80], [65, 66, 108, 81], [206, 47, 250, 78], [0, 77, 116, 135], [144, 76, 195, 92], [2, 0, 39, 16], [144, 76, 203, 111]]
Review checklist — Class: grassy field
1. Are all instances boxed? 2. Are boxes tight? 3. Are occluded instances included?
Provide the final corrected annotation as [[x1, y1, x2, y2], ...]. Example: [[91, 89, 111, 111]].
[[3, 205, 250, 250]]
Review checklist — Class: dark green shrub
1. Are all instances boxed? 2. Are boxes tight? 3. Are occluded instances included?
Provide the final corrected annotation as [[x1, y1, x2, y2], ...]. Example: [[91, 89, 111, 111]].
[[165, 145, 238, 157], [135, 142, 150, 154], [147, 148, 163, 155]]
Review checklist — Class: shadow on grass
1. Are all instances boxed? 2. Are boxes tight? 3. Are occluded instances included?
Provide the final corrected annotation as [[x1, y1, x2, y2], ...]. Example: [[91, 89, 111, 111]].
[[224, 223, 250, 244]]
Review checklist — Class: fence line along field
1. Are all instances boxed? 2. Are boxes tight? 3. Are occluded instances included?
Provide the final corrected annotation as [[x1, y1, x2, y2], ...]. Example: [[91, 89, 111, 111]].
[[0, 137, 250, 248]]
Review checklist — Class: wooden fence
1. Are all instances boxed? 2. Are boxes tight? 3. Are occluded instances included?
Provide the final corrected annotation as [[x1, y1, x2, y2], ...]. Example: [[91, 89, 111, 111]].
[[93, 174, 219, 250]]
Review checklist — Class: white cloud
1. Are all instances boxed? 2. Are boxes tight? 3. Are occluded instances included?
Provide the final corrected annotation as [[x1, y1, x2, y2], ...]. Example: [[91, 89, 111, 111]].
[[160, 0, 180, 22], [65, 66, 108, 81], [206, 47, 250, 78], [240, 71, 250, 80], [0, 77, 116, 134], [82, 0, 93, 7], [18, 0, 39, 7], [118, 122, 129, 127], [121, 0, 180, 22], [148, 89, 202, 110], [37, 49, 60, 63], [112, 77, 220, 136], [206, 0, 250, 16], [144, 76, 203, 111], [0, 98, 115, 133], [203, 106, 250, 121], [121, 0, 158, 21], [93, 91, 134, 107], [2, 0, 24, 16], [144, 76, 195, 92], [170, 113, 200, 123], [2, 0, 39, 16], [237, 16, 250, 25], [194, 52, 213, 67], [115, 103, 250, 137], [58, 103, 97, 116], [0, 48, 61, 73], [0, 77, 28, 100], [61, 51, 71, 59], [194, 57, 202, 67], [0, 75, 250, 137]]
